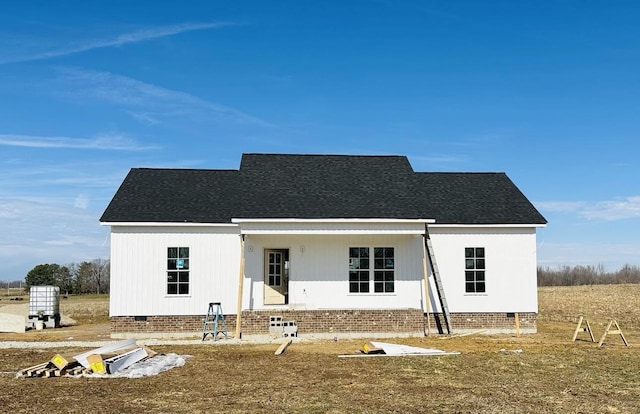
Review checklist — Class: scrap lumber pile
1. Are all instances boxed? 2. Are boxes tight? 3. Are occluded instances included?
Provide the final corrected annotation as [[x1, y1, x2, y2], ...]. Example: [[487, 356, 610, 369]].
[[17, 338, 158, 378]]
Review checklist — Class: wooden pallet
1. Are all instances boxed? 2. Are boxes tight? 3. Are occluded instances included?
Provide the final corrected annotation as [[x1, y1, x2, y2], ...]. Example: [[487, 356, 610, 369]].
[[17, 342, 159, 378]]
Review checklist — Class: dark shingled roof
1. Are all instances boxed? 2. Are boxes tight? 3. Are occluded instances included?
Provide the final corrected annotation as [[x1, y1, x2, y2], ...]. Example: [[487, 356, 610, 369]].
[[100, 153, 547, 225], [100, 168, 241, 224], [413, 172, 547, 225], [237, 154, 419, 219]]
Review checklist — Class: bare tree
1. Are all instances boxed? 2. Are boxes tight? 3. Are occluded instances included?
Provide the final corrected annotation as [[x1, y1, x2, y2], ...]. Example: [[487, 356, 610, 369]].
[[90, 258, 110, 294], [538, 264, 640, 286]]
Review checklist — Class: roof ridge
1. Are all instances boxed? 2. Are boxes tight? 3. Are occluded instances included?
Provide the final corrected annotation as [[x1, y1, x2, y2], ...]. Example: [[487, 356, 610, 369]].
[[414, 171, 507, 175], [133, 167, 238, 172], [241, 152, 406, 158]]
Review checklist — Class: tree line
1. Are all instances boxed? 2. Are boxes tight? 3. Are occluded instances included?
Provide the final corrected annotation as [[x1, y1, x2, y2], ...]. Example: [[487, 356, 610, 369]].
[[25, 259, 110, 294], [538, 264, 640, 286]]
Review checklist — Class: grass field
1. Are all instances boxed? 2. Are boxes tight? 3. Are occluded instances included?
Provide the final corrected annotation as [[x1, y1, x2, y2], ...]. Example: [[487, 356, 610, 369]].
[[1, 285, 640, 413]]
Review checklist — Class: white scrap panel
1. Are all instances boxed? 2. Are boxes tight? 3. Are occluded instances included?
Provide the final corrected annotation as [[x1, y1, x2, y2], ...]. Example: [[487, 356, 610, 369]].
[[0, 312, 26, 333], [105, 347, 149, 374], [74, 338, 137, 368]]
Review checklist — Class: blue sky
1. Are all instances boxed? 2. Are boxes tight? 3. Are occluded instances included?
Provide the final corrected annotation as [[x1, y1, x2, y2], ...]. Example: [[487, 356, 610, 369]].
[[1, 1, 639, 281]]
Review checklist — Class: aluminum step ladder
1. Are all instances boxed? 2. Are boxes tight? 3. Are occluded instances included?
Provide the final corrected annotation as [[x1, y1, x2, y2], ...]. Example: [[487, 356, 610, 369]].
[[424, 226, 452, 334], [202, 302, 227, 341]]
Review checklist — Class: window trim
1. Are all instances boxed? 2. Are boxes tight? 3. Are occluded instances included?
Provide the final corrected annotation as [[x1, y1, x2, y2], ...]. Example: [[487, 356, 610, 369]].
[[167, 246, 190, 296], [464, 247, 486, 294], [349, 246, 395, 294]]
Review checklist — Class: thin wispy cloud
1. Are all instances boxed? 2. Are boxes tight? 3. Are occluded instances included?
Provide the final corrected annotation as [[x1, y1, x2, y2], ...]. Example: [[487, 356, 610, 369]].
[[581, 196, 640, 220], [0, 22, 232, 65], [537, 241, 640, 270], [1, 170, 124, 193], [74, 194, 90, 209], [536, 201, 587, 213], [0, 158, 132, 193], [0, 198, 109, 278], [0, 133, 157, 151], [128, 111, 160, 126], [56, 67, 273, 127], [538, 196, 640, 221]]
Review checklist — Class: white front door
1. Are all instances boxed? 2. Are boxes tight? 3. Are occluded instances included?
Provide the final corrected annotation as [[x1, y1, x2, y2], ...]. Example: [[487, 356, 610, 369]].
[[264, 249, 288, 305]]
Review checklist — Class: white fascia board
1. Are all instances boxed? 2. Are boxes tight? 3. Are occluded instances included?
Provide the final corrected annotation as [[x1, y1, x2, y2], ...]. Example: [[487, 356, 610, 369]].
[[241, 229, 427, 235], [231, 218, 436, 224], [428, 223, 547, 229], [100, 221, 238, 228]]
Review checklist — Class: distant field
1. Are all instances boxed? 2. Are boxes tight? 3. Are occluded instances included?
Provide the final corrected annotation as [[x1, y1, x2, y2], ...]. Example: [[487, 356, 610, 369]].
[[59, 294, 110, 325], [539, 284, 640, 330], [0, 288, 27, 298], [0, 293, 110, 327], [1, 285, 639, 413]]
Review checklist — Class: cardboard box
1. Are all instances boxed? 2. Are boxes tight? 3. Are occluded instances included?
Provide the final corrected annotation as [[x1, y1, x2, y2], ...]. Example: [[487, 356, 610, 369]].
[[362, 342, 384, 354], [86, 354, 106, 374], [50, 354, 76, 370]]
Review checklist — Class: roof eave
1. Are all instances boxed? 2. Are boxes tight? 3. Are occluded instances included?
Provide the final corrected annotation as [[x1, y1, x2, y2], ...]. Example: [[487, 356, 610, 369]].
[[429, 223, 547, 228], [230, 218, 436, 224], [100, 221, 238, 227]]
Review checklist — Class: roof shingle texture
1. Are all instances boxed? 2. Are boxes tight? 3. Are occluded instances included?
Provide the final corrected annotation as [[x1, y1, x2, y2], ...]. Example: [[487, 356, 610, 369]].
[[100, 153, 547, 225]]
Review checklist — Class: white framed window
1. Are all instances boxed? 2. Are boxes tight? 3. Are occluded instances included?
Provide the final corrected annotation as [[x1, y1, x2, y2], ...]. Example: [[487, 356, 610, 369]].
[[349, 247, 370, 293], [349, 247, 395, 293], [465, 247, 485, 293], [167, 247, 189, 295]]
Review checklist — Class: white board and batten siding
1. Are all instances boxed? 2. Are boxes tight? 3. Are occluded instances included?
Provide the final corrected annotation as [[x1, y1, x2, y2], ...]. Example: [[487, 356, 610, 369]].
[[243, 233, 426, 311], [108, 220, 540, 317], [237, 219, 429, 311], [109, 225, 241, 317], [427, 225, 539, 314]]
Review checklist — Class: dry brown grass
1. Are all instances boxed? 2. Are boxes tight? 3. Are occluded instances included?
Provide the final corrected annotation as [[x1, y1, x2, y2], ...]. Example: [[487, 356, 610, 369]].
[[1, 285, 640, 413], [59, 294, 110, 325], [539, 284, 640, 330]]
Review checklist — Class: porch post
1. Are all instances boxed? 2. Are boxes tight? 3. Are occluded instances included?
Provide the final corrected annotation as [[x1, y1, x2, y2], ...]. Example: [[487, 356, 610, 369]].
[[422, 230, 431, 336], [235, 234, 246, 339]]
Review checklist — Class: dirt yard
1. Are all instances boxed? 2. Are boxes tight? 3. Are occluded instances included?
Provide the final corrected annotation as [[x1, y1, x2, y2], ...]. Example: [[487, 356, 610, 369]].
[[1, 286, 639, 413]]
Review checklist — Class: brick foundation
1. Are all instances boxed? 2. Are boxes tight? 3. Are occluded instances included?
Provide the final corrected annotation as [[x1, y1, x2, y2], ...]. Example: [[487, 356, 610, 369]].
[[111, 310, 536, 336], [426, 312, 537, 333]]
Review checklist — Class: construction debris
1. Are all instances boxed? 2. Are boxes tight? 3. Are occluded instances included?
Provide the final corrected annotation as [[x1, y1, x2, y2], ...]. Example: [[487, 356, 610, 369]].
[[16, 339, 185, 378], [274, 338, 293, 355], [500, 348, 523, 355], [438, 330, 488, 340], [0, 312, 26, 333], [339, 341, 460, 358], [269, 316, 298, 338], [50, 354, 77, 370], [74, 338, 136, 368], [362, 342, 384, 354]]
